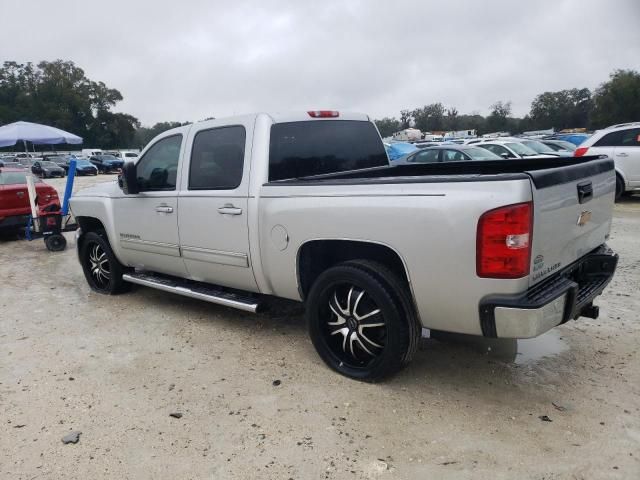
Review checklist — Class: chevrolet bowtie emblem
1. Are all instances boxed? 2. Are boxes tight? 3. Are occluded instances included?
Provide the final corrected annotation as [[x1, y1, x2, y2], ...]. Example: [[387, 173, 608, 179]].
[[577, 211, 592, 227]]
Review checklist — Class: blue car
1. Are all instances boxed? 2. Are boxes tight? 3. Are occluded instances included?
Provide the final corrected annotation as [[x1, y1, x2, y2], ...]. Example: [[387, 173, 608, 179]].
[[89, 154, 124, 173], [545, 133, 591, 146], [72, 158, 99, 176]]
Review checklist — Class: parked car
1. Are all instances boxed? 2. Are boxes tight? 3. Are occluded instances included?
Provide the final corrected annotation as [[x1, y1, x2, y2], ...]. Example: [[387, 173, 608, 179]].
[[107, 151, 140, 162], [43, 155, 71, 172], [72, 158, 99, 176], [89, 154, 124, 173], [574, 122, 640, 199], [518, 139, 572, 157], [544, 133, 591, 146], [70, 111, 618, 381], [31, 160, 65, 178], [541, 139, 577, 153], [0, 167, 60, 234], [472, 140, 555, 159], [395, 145, 502, 164]]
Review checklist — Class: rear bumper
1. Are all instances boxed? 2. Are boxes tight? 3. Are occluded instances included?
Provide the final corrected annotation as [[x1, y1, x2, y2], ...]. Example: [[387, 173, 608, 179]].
[[479, 245, 618, 338]]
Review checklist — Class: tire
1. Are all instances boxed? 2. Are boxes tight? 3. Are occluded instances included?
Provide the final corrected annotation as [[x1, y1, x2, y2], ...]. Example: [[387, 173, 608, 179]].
[[44, 233, 66, 251], [79, 230, 130, 294], [615, 174, 624, 202], [306, 260, 420, 381]]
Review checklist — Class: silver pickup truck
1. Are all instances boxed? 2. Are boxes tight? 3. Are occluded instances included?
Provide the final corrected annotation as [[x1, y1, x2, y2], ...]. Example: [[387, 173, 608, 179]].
[[70, 111, 618, 380]]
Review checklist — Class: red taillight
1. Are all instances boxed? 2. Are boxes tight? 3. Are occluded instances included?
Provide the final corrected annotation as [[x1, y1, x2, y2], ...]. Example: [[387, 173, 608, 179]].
[[574, 147, 589, 157], [307, 110, 339, 118], [477, 202, 533, 279]]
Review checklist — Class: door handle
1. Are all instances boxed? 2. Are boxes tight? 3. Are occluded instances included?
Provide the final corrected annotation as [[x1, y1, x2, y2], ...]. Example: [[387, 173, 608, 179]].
[[155, 205, 173, 214], [616, 152, 628, 157], [218, 204, 243, 215]]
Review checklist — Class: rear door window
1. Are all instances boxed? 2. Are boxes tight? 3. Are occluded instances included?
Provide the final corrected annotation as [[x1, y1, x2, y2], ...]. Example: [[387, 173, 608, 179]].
[[269, 120, 387, 181], [189, 126, 246, 190], [410, 149, 440, 163], [619, 128, 640, 147], [0, 171, 27, 184], [594, 131, 624, 147], [441, 149, 468, 162]]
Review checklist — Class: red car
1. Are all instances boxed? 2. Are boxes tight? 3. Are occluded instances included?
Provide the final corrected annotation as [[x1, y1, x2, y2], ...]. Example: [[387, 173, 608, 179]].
[[0, 168, 61, 234]]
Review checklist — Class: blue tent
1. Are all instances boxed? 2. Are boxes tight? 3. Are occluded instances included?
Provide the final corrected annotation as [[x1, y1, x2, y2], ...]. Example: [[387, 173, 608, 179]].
[[385, 142, 418, 161]]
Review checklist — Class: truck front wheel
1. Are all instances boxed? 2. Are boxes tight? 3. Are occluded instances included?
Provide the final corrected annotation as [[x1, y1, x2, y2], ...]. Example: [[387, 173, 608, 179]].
[[306, 261, 420, 381], [80, 231, 130, 294]]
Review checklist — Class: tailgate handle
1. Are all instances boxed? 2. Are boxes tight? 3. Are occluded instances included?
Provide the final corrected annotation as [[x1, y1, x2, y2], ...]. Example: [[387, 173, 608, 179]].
[[577, 181, 593, 204]]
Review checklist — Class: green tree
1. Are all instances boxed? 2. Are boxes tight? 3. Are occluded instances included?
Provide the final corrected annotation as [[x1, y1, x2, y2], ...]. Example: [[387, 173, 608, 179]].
[[529, 88, 592, 130], [133, 121, 191, 148], [591, 69, 640, 129], [399, 109, 412, 129], [445, 107, 459, 130], [486, 101, 512, 133], [374, 117, 401, 138], [412, 103, 446, 132], [0, 60, 139, 148]]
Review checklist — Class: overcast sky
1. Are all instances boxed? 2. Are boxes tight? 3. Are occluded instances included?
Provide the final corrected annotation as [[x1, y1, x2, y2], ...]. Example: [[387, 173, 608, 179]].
[[2, 0, 639, 125]]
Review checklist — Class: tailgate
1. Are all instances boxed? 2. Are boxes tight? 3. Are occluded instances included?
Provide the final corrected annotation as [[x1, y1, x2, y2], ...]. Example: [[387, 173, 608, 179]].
[[527, 158, 615, 286], [0, 184, 30, 217]]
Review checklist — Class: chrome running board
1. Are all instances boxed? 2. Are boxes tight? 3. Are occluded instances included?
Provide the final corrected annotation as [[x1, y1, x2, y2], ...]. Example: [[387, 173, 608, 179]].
[[122, 271, 263, 313]]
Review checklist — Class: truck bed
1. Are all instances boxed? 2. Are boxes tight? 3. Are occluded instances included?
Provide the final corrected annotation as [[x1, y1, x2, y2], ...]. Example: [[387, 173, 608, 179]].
[[266, 155, 611, 188]]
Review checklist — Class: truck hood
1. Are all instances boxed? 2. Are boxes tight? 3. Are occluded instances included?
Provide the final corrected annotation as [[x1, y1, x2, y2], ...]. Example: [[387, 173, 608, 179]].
[[73, 179, 121, 198]]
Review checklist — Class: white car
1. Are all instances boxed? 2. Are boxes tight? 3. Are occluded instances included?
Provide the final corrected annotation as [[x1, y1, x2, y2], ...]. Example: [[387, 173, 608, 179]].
[[470, 140, 555, 159], [574, 122, 640, 199]]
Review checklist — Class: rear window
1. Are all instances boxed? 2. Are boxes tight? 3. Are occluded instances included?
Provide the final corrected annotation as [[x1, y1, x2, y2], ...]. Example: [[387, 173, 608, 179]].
[[0, 171, 40, 185], [268, 120, 388, 181]]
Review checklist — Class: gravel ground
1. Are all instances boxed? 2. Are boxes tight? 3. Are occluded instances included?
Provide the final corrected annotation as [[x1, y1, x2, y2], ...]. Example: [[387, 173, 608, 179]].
[[1, 175, 639, 479]]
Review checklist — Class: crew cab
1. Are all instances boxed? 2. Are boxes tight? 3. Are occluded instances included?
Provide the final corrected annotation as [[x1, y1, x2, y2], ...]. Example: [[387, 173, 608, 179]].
[[0, 168, 60, 233], [70, 111, 618, 380]]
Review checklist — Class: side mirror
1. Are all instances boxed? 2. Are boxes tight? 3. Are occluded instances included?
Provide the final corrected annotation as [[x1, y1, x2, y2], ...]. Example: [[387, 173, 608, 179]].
[[119, 162, 139, 194], [500, 152, 510, 159]]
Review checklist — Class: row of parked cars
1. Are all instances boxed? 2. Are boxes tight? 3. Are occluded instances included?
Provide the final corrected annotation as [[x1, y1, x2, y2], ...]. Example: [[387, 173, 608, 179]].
[[0, 153, 126, 178], [386, 122, 639, 200]]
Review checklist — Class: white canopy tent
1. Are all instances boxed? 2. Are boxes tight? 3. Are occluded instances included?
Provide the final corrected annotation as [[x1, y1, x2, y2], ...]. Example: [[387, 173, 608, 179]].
[[0, 121, 82, 149]]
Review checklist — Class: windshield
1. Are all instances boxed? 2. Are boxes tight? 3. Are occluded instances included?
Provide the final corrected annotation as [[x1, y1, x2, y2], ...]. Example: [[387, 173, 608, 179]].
[[76, 160, 93, 166], [464, 147, 502, 161], [520, 140, 556, 154], [505, 142, 539, 156], [41, 161, 59, 167], [125, 152, 138, 157], [97, 155, 118, 161]]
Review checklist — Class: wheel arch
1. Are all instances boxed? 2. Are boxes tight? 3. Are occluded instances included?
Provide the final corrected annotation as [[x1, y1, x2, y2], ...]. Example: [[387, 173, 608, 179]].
[[296, 239, 415, 302], [615, 167, 627, 187]]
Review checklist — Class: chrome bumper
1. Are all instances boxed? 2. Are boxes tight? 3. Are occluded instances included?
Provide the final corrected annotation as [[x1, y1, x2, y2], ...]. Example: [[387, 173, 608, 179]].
[[479, 245, 618, 339]]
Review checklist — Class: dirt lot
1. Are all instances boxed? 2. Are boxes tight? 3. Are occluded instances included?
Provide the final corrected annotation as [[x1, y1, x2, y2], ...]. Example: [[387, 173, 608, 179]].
[[1, 175, 639, 479]]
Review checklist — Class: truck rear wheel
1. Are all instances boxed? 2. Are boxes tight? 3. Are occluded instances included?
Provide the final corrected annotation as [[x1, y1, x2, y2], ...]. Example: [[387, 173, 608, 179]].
[[80, 231, 130, 295], [306, 260, 420, 381]]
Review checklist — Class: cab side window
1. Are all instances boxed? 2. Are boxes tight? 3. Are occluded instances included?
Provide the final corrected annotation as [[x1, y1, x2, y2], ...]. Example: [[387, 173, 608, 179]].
[[136, 135, 182, 191], [189, 126, 246, 190]]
